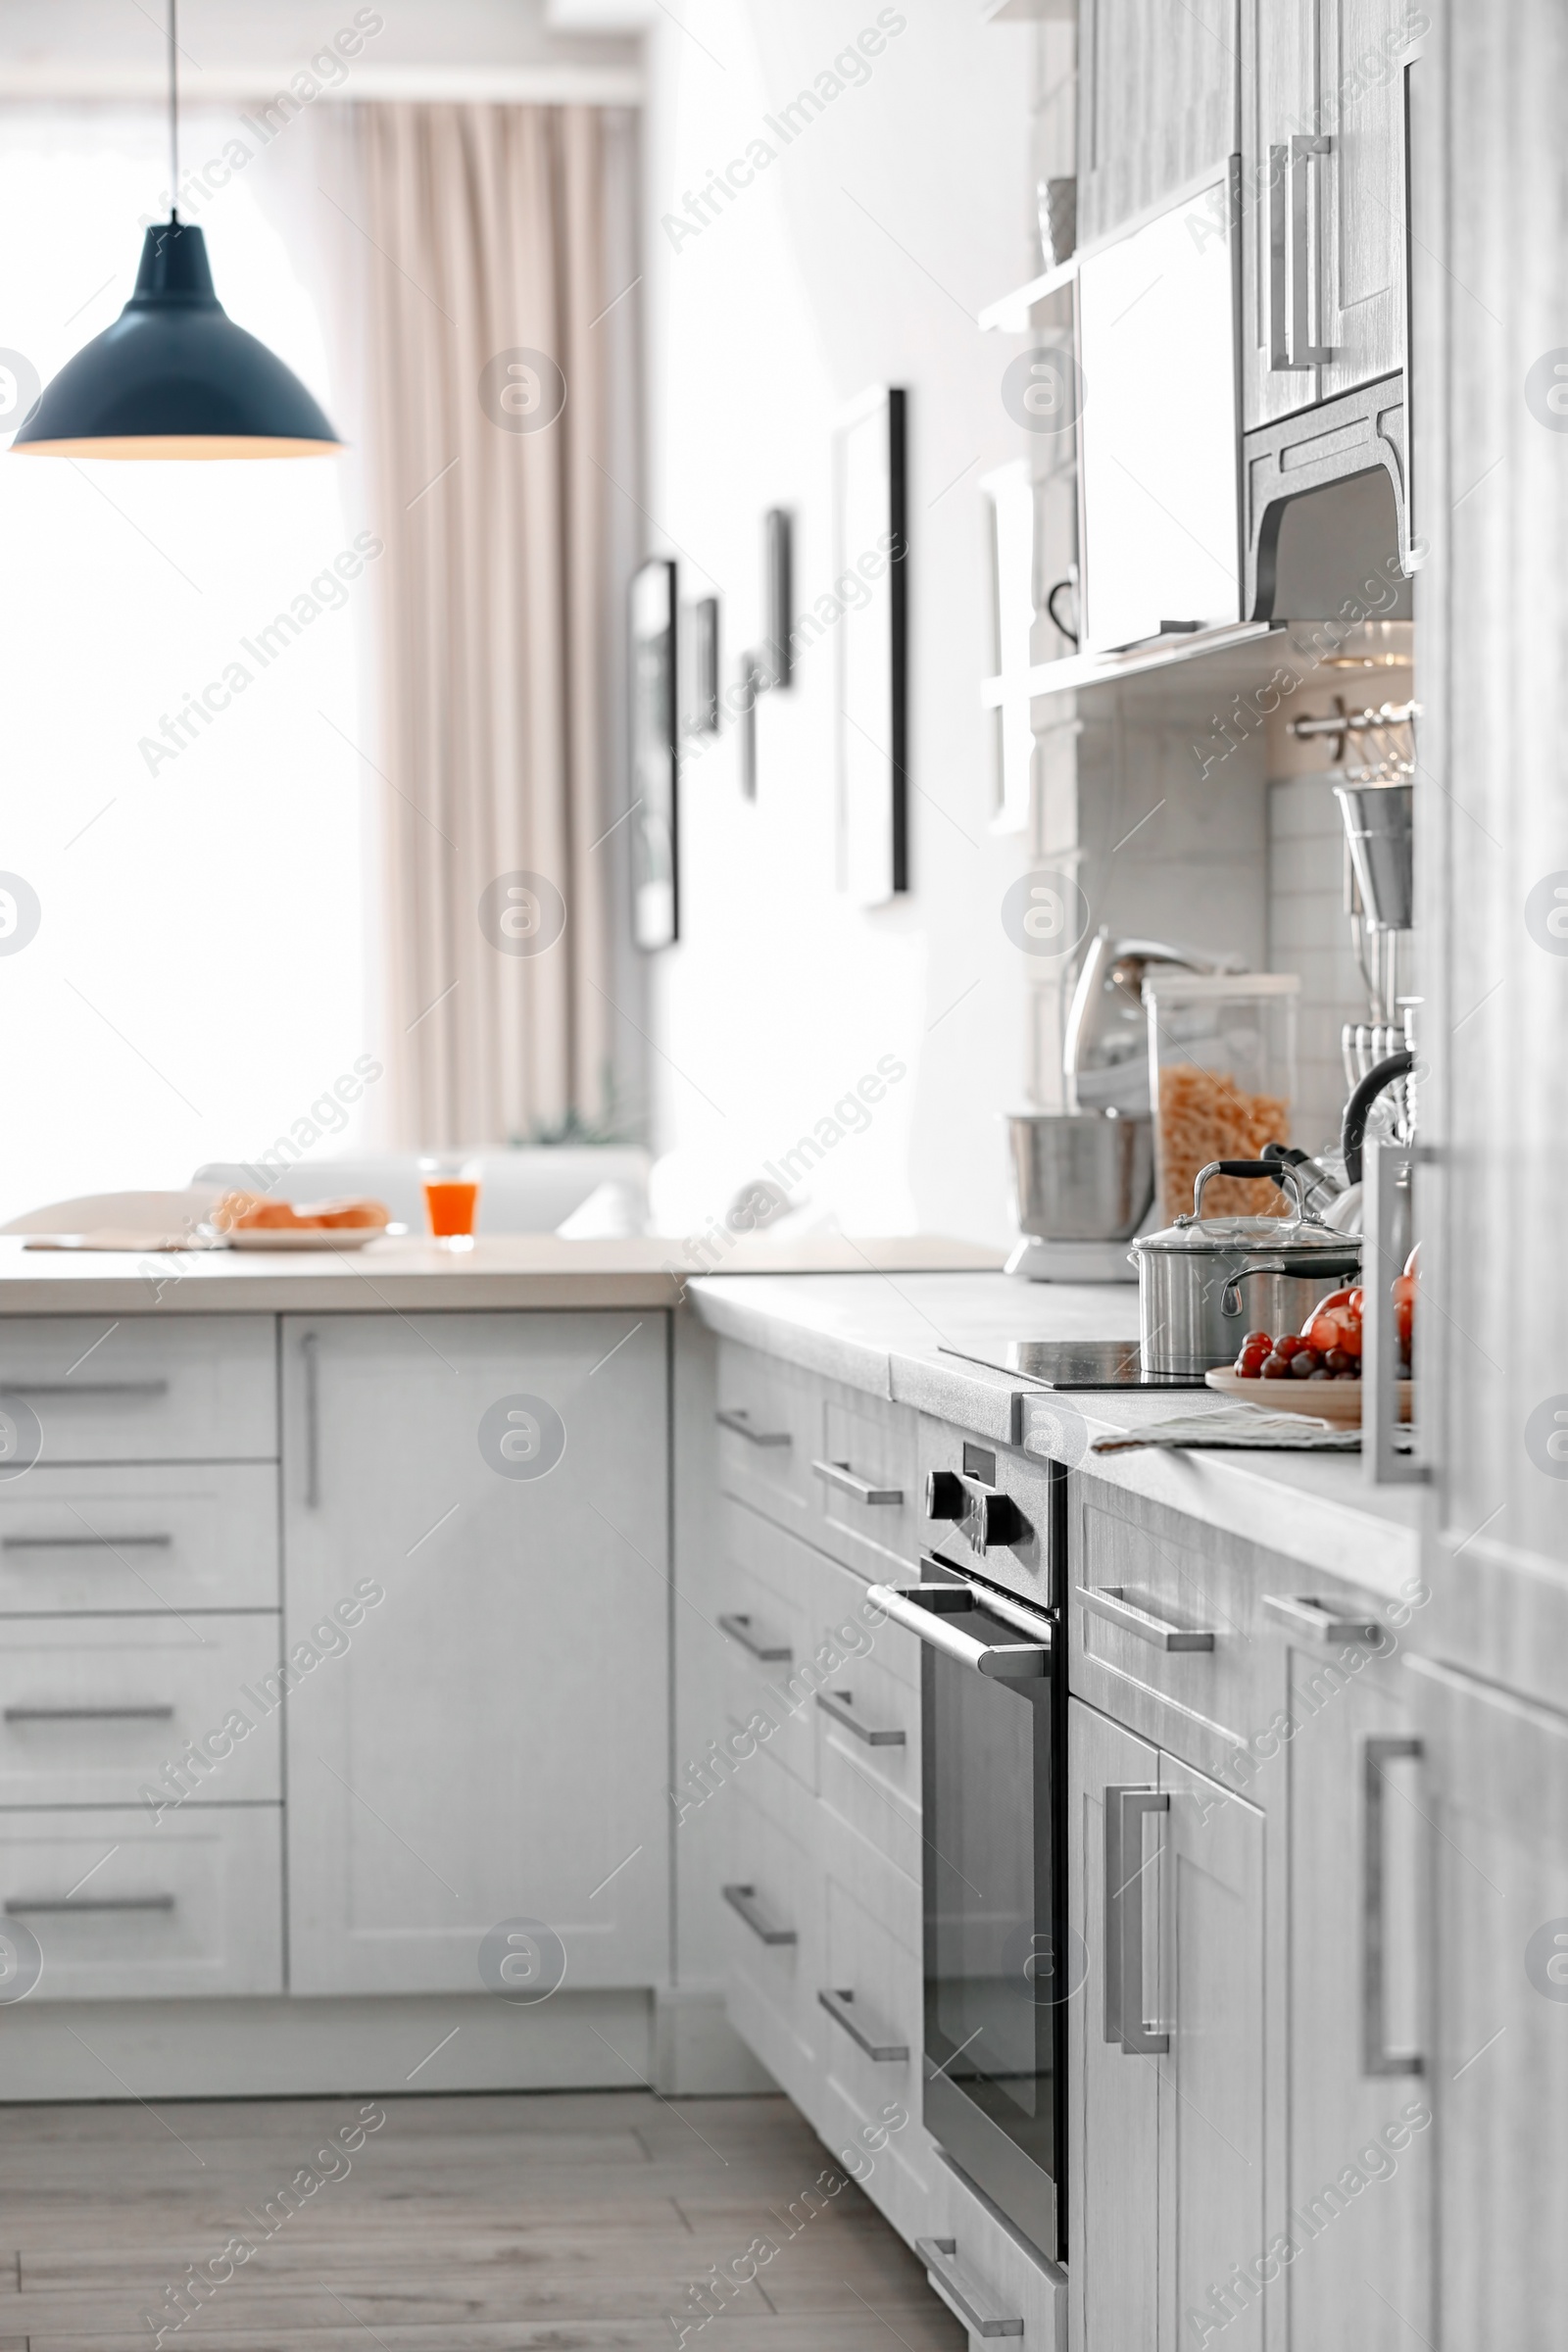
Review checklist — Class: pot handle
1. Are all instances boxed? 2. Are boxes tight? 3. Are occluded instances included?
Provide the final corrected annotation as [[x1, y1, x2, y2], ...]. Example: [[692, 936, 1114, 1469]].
[[1191, 1159, 1306, 1224]]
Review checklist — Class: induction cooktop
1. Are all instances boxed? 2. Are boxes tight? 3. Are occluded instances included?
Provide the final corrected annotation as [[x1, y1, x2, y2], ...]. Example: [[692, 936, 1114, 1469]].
[[939, 1339, 1205, 1389]]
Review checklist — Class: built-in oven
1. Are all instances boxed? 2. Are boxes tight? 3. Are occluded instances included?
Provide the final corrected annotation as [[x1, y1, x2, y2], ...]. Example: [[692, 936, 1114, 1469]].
[[868, 1454, 1067, 2263]]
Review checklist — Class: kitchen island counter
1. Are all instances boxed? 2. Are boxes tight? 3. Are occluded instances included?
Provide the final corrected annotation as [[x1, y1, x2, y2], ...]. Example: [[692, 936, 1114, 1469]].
[[689, 1269, 1428, 1601], [0, 1232, 1001, 1315]]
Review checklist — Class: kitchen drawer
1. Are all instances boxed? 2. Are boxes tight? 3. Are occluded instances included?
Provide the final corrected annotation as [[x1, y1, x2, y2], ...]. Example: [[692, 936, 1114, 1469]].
[[0, 1317, 277, 1463], [722, 1777, 821, 2116], [714, 1344, 817, 1531], [810, 1392, 923, 1581], [0, 1615, 282, 1807], [0, 1463, 279, 1614], [719, 1499, 825, 1792], [1070, 1484, 1286, 1787], [925, 2152, 1067, 2349], [818, 1855, 932, 2230], [0, 1804, 282, 1997], [813, 1638, 922, 1887]]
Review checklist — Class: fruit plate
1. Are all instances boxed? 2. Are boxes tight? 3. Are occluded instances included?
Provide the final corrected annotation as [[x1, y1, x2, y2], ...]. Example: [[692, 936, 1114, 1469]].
[[1205, 1368, 1412, 1423]]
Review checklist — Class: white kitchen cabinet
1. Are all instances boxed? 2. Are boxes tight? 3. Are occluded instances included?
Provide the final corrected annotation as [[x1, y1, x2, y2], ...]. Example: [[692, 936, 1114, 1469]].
[[0, 1613, 282, 1807], [0, 1315, 276, 1461], [280, 1312, 669, 1997], [1076, 0, 1238, 249], [1409, 1655, 1568, 2342], [0, 1463, 279, 1616], [0, 1804, 282, 1998], [1069, 1696, 1265, 2351], [1276, 1613, 1433, 2349], [1241, 0, 1413, 428]]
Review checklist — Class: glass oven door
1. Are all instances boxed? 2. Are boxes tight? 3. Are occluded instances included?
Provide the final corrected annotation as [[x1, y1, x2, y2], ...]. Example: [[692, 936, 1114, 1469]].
[[869, 1567, 1065, 2260]]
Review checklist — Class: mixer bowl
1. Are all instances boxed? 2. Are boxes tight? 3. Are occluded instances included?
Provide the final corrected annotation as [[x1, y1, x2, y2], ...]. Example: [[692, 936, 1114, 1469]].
[[1005, 1110, 1155, 1243]]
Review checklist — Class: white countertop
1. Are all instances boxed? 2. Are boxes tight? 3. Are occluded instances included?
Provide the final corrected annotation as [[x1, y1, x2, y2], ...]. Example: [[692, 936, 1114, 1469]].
[[0, 1232, 1002, 1315], [688, 1269, 1428, 1599]]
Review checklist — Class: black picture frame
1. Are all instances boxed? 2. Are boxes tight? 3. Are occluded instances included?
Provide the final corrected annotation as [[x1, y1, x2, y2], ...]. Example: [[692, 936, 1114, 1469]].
[[629, 557, 678, 951], [765, 508, 794, 688], [736, 650, 768, 800], [834, 386, 908, 903]]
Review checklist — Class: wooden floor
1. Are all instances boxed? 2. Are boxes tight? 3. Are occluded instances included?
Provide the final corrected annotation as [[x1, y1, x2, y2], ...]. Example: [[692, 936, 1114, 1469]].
[[0, 2089, 965, 2351]]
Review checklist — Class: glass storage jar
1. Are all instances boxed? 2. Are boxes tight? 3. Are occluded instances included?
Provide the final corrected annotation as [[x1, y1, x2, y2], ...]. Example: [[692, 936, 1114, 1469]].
[[1143, 972, 1299, 1224]]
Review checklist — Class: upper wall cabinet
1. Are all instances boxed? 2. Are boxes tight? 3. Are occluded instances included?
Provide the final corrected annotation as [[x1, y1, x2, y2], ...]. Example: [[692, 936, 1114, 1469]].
[[1077, 0, 1238, 248], [1242, 0, 1417, 428]]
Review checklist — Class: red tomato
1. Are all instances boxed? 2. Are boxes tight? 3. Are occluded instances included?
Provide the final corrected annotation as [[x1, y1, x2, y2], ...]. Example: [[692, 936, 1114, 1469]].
[[1302, 1287, 1356, 1332]]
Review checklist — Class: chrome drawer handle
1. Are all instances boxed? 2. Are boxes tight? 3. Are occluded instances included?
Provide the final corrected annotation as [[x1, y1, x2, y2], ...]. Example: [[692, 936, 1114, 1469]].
[[717, 1612, 792, 1664], [1080, 1585, 1215, 1652], [0, 1381, 170, 1397], [3, 1534, 172, 1551], [817, 1986, 907, 2061], [4, 1705, 175, 1723], [722, 1883, 797, 1946], [6, 1894, 175, 1914], [715, 1408, 791, 1447], [914, 2239, 1023, 2339], [303, 1332, 320, 1510], [814, 1689, 905, 1747], [1262, 1593, 1387, 1645], [810, 1458, 903, 1506], [1363, 1737, 1424, 2078]]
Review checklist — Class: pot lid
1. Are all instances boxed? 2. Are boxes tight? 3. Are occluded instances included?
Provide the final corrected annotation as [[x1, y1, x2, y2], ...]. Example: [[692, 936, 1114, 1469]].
[[1134, 1157, 1362, 1256]]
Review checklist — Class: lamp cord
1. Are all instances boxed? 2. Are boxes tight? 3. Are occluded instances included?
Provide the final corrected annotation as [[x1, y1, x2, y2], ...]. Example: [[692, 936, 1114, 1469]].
[[168, 0, 179, 220]]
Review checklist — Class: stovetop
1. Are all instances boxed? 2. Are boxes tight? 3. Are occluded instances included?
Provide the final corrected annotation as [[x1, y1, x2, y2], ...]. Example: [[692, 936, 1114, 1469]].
[[939, 1338, 1205, 1390]]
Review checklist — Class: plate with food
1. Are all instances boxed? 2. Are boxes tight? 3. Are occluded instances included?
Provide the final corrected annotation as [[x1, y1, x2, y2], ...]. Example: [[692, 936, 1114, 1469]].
[[1204, 1276, 1414, 1423], [209, 1192, 395, 1250]]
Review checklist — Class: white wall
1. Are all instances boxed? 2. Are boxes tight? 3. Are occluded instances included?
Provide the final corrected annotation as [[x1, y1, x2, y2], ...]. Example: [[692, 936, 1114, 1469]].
[[639, 2, 1042, 1246]]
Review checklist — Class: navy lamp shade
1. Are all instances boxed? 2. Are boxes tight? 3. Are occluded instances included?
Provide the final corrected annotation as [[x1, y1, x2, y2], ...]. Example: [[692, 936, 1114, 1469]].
[[12, 219, 341, 460]]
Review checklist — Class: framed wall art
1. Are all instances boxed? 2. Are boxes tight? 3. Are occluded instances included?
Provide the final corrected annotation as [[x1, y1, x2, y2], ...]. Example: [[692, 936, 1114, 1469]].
[[629, 556, 678, 950], [833, 385, 908, 905]]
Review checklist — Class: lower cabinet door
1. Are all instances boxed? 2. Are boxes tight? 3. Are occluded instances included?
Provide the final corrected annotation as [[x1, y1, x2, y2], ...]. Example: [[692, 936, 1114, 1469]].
[[1282, 1637, 1433, 2347], [0, 1805, 282, 1998], [1069, 1697, 1160, 2351], [1156, 1751, 1266, 2351], [281, 1313, 670, 1995], [1070, 1700, 1267, 2350], [1410, 1654, 1568, 2344]]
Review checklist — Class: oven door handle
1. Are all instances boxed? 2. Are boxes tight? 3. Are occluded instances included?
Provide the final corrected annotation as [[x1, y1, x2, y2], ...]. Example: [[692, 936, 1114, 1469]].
[[865, 1583, 1051, 1681]]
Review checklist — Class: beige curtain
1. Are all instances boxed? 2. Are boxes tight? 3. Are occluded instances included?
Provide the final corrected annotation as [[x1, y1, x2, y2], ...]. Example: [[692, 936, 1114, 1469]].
[[355, 104, 625, 1147]]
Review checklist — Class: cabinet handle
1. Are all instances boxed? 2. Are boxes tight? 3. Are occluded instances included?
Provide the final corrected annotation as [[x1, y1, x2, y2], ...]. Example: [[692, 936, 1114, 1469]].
[[810, 1458, 903, 1506], [4, 1705, 175, 1723], [914, 2239, 1024, 2339], [814, 1689, 906, 1747], [6, 1894, 175, 1914], [1289, 132, 1334, 365], [1262, 1592, 1387, 1645], [722, 1882, 797, 1945], [717, 1612, 792, 1664], [817, 1985, 908, 2062], [3, 1534, 172, 1551], [1265, 142, 1300, 370], [715, 1408, 791, 1447], [302, 1332, 320, 1509], [1105, 1786, 1168, 2056], [0, 1382, 169, 1397], [1364, 1141, 1427, 1488], [1080, 1585, 1215, 1652], [1363, 1736, 1423, 2078]]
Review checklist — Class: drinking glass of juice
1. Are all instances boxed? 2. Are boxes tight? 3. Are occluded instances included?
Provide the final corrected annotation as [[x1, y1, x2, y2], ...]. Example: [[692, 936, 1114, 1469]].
[[418, 1155, 482, 1249]]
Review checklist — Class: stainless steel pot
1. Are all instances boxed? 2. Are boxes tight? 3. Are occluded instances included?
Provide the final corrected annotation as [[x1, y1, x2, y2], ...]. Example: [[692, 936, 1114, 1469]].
[[1131, 1159, 1361, 1376], [1005, 1110, 1153, 1244]]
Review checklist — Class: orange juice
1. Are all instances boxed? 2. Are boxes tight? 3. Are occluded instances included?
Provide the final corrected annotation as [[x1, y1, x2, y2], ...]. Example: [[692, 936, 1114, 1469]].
[[423, 1179, 479, 1239]]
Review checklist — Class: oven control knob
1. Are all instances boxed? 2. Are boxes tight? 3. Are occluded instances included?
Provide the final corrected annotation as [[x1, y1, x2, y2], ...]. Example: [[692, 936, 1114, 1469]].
[[962, 1489, 1024, 1550], [925, 1470, 965, 1521]]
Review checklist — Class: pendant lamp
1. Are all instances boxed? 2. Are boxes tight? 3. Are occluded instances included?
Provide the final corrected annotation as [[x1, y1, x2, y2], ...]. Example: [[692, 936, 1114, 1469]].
[[13, 2, 340, 460]]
